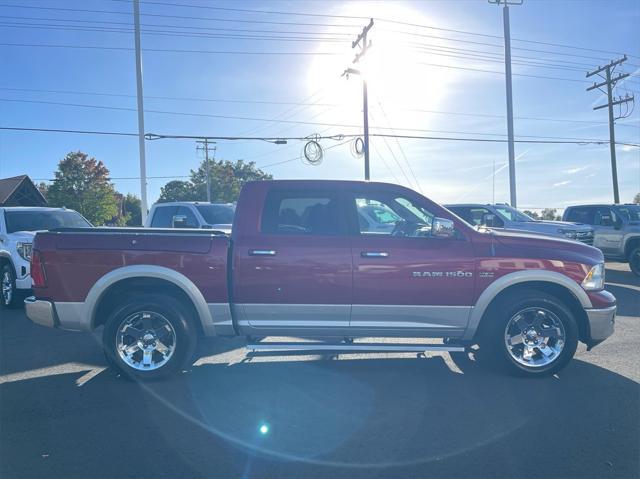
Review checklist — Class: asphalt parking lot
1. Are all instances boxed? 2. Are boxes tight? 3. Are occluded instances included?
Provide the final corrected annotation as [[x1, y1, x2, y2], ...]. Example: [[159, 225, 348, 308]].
[[1, 263, 638, 479]]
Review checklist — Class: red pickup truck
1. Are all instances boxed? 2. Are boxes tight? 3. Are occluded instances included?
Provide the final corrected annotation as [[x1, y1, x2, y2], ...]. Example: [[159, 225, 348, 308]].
[[25, 180, 616, 379]]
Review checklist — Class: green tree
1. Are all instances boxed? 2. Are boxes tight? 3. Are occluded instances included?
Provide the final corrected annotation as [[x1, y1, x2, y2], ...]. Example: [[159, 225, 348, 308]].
[[540, 208, 561, 221], [523, 210, 540, 220], [123, 193, 142, 226], [634, 193, 640, 204], [158, 180, 199, 203], [46, 151, 120, 225], [158, 160, 272, 203]]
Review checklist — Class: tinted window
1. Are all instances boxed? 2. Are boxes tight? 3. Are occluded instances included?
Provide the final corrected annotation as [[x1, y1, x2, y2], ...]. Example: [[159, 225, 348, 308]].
[[595, 207, 617, 227], [354, 194, 435, 237], [150, 206, 177, 227], [175, 206, 199, 228], [448, 206, 496, 226], [196, 204, 235, 225], [261, 192, 345, 235], [4, 210, 91, 233], [566, 207, 595, 224], [615, 205, 640, 222]]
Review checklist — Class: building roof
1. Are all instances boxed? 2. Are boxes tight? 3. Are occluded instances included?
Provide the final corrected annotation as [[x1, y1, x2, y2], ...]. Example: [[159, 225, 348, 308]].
[[0, 175, 48, 207]]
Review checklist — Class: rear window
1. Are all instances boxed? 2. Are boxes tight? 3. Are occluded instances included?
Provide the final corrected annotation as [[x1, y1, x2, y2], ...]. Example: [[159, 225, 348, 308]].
[[261, 191, 345, 235], [195, 204, 235, 225], [565, 207, 595, 224], [4, 210, 91, 233], [150, 206, 177, 228]]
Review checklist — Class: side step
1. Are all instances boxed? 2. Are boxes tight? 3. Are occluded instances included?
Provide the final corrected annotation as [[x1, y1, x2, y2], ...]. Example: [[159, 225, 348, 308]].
[[246, 342, 465, 354]]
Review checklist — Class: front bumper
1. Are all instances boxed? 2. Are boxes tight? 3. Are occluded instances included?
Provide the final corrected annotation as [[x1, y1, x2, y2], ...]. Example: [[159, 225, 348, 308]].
[[24, 296, 57, 329], [584, 305, 616, 348]]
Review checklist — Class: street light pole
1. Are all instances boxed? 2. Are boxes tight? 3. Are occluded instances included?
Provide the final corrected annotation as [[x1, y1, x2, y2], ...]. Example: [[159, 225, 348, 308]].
[[132, 0, 148, 223], [489, 0, 522, 207]]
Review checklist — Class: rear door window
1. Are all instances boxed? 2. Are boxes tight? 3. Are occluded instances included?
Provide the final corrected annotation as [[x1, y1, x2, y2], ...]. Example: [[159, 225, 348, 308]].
[[261, 191, 346, 235]]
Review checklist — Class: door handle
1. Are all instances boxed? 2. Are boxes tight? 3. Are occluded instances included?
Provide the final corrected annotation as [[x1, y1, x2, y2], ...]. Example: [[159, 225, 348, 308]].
[[361, 251, 389, 258], [249, 249, 277, 256]]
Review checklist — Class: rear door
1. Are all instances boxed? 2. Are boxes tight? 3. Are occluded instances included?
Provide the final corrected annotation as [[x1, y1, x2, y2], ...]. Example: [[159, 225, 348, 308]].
[[348, 187, 476, 337], [232, 186, 353, 332]]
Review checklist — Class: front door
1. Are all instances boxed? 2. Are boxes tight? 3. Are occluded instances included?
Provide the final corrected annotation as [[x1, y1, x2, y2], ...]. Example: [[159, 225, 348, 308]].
[[233, 188, 352, 333], [348, 188, 476, 337], [593, 207, 624, 255]]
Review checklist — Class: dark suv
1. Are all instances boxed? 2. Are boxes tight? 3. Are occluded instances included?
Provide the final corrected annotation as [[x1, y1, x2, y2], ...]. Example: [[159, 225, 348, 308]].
[[563, 204, 640, 276]]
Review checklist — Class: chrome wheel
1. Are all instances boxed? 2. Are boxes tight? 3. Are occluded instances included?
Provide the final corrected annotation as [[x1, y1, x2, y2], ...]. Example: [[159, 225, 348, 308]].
[[504, 307, 566, 368], [2, 271, 13, 306], [116, 311, 176, 371]]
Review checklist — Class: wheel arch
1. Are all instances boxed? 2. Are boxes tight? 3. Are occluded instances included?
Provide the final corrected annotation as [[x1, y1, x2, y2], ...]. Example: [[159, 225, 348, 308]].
[[87, 265, 215, 335], [464, 271, 592, 342], [623, 235, 640, 259]]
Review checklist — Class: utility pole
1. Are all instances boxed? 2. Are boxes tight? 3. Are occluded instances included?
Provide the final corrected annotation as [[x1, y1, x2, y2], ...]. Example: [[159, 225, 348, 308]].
[[489, 0, 522, 207], [586, 56, 634, 204], [196, 140, 216, 203], [343, 19, 374, 180], [132, 0, 148, 223]]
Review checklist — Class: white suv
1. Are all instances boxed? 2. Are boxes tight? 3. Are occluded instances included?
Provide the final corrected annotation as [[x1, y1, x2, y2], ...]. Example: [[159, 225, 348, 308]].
[[0, 207, 91, 308]]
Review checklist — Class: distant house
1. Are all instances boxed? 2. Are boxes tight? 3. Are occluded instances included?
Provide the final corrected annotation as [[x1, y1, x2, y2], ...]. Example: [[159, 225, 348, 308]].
[[0, 175, 48, 207]]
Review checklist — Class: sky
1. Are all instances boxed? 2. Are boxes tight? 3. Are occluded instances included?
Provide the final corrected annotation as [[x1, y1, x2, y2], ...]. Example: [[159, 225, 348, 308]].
[[1, 0, 639, 211]]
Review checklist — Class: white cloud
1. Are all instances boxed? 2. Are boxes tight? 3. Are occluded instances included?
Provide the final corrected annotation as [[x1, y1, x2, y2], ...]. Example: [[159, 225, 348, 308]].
[[564, 166, 588, 174], [553, 180, 572, 187]]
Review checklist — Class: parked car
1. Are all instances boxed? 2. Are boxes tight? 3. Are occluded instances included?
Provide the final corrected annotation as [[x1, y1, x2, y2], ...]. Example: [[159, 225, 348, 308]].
[[445, 203, 594, 245], [25, 180, 615, 380], [145, 202, 235, 234], [0, 207, 91, 308], [563, 204, 640, 276]]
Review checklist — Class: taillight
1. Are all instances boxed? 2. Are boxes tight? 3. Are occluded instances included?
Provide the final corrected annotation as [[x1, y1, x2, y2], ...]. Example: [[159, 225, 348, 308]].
[[31, 250, 47, 288]]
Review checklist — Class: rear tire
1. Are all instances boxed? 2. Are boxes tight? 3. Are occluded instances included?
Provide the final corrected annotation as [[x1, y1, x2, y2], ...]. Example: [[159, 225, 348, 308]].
[[1, 264, 21, 309], [628, 246, 640, 277], [103, 294, 197, 380], [479, 291, 578, 377]]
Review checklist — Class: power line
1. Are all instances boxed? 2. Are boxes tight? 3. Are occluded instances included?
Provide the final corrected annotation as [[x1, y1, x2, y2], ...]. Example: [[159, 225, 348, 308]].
[[4, 98, 638, 143], [2, 127, 637, 147], [3, 86, 637, 128], [0, 42, 344, 55]]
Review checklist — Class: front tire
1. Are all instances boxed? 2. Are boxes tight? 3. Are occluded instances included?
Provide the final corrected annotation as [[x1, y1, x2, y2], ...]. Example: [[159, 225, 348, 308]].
[[1, 264, 20, 309], [479, 291, 578, 377], [103, 294, 197, 380], [628, 246, 640, 277]]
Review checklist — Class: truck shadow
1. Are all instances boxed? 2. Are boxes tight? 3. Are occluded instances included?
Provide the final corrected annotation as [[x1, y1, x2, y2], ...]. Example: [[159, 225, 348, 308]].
[[1, 353, 638, 479], [605, 266, 640, 317]]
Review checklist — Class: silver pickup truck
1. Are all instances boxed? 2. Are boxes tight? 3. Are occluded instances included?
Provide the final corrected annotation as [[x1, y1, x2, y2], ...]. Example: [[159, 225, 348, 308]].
[[445, 204, 594, 245], [563, 204, 640, 276]]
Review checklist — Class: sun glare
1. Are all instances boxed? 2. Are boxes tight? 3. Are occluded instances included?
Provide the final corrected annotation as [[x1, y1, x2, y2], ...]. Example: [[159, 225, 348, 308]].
[[307, 2, 457, 131]]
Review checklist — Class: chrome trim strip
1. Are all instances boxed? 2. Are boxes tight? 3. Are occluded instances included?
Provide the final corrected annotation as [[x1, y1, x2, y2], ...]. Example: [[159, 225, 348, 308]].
[[351, 304, 471, 330], [247, 342, 465, 353], [238, 303, 351, 327], [248, 249, 277, 256]]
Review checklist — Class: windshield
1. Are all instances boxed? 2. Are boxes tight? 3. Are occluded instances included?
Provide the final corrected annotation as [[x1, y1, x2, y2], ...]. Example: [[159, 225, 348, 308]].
[[4, 210, 91, 233], [616, 205, 640, 222], [494, 205, 534, 222], [195, 204, 235, 225]]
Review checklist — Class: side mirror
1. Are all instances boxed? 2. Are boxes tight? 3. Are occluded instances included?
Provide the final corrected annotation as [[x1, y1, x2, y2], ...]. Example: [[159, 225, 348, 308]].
[[432, 217, 456, 238], [172, 215, 188, 228]]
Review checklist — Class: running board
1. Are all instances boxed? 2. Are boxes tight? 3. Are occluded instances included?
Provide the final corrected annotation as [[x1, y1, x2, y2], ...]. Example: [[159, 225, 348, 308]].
[[246, 342, 465, 353]]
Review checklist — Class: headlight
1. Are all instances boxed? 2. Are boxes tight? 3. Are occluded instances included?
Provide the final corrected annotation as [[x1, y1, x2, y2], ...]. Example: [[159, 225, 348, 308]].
[[582, 263, 605, 291], [558, 229, 577, 239], [16, 242, 33, 261]]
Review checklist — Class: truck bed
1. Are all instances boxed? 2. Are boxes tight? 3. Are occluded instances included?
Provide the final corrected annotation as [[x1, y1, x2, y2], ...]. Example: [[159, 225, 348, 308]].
[[32, 228, 230, 305]]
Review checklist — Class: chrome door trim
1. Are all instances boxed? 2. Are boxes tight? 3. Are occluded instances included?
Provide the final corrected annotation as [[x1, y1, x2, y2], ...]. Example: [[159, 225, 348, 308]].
[[350, 304, 471, 329], [360, 251, 389, 258], [248, 249, 277, 256], [237, 303, 351, 327]]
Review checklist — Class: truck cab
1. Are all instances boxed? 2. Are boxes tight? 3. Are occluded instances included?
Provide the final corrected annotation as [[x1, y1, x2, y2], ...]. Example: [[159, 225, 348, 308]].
[[145, 202, 235, 234]]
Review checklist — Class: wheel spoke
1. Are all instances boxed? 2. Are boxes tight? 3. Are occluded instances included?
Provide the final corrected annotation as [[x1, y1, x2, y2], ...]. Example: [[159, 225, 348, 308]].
[[123, 342, 141, 357], [539, 327, 560, 338], [508, 333, 524, 346], [537, 345, 555, 358], [123, 326, 143, 340], [155, 340, 171, 356], [142, 350, 153, 367], [142, 313, 153, 331], [522, 346, 534, 361], [532, 311, 546, 329], [514, 315, 529, 332]]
